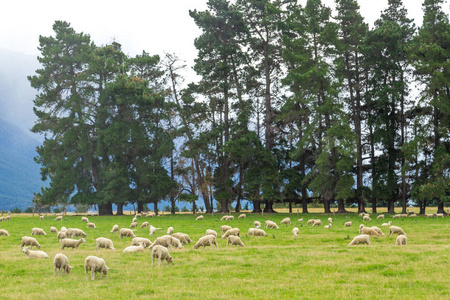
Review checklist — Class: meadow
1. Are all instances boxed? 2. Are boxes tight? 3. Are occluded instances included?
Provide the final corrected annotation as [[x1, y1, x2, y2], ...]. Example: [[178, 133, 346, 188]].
[[0, 210, 449, 299]]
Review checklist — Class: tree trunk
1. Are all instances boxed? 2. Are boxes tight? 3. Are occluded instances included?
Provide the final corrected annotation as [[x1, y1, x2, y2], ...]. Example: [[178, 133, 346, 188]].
[[264, 200, 276, 213], [137, 201, 144, 214], [288, 199, 292, 214], [387, 200, 395, 214], [116, 203, 124, 215], [323, 198, 331, 214], [336, 199, 348, 213], [98, 203, 113, 216], [372, 198, 377, 214], [252, 200, 262, 213], [436, 200, 447, 215], [221, 198, 229, 214], [153, 201, 159, 215], [302, 187, 308, 213]]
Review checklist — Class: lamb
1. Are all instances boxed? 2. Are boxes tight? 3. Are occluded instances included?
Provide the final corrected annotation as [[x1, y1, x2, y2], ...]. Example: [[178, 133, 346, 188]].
[[371, 226, 384, 236], [40, 215, 44, 220], [140, 222, 150, 228], [254, 221, 261, 228], [395, 234, 407, 246], [61, 238, 86, 250], [393, 214, 402, 219], [328, 217, 333, 224], [344, 221, 352, 227], [132, 237, 152, 248], [87, 222, 96, 229], [222, 228, 240, 239], [110, 224, 119, 233], [81, 217, 89, 223], [0, 229, 10, 236], [221, 225, 232, 234], [247, 228, 267, 237], [55, 216, 63, 221], [220, 216, 228, 221], [149, 235, 183, 250], [194, 235, 218, 249], [132, 217, 137, 223], [280, 218, 291, 226], [425, 213, 434, 218], [57, 231, 67, 242], [149, 225, 161, 236], [84, 256, 111, 280], [96, 237, 116, 251], [31, 228, 46, 235], [298, 218, 304, 222], [312, 220, 322, 227], [238, 214, 246, 219], [123, 242, 146, 253], [151, 245, 173, 266], [71, 228, 87, 237], [167, 227, 174, 235], [363, 215, 372, 221], [227, 235, 244, 247], [130, 222, 138, 228], [434, 213, 444, 218], [205, 229, 217, 238], [265, 220, 279, 229], [196, 215, 204, 220], [324, 224, 332, 229], [120, 228, 136, 239], [22, 247, 48, 259], [50, 226, 58, 234], [377, 214, 385, 219], [226, 215, 235, 220], [348, 234, 370, 246], [359, 225, 379, 236], [306, 219, 316, 226], [20, 236, 41, 249], [389, 226, 406, 236], [53, 253, 73, 276], [381, 221, 392, 226], [292, 227, 299, 237]]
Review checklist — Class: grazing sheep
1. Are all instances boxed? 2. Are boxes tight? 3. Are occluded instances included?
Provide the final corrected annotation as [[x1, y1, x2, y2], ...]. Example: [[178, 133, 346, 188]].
[[254, 221, 261, 228], [53, 253, 73, 276], [123, 242, 146, 253], [434, 213, 444, 218], [57, 231, 67, 242], [359, 213, 365, 217], [328, 217, 333, 224], [55, 216, 63, 221], [149, 225, 161, 236], [132, 217, 137, 223], [222, 228, 240, 239], [84, 256, 111, 280], [31, 228, 46, 235], [393, 214, 402, 219], [146, 212, 156, 217], [292, 227, 299, 237], [371, 226, 384, 236], [377, 214, 385, 219], [221, 225, 232, 234], [306, 219, 316, 226], [140, 222, 150, 228], [0, 229, 10, 236], [349, 234, 370, 246], [149, 235, 183, 250], [22, 247, 48, 259], [220, 216, 228, 221], [227, 235, 244, 247], [280, 218, 291, 226], [167, 227, 174, 235], [247, 228, 267, 237], [120, 228, 136, 239], [389, 226, 406, 236], [363, 215, 372, 221], [87, 222, 96, 229], [50, 226, 58, 234], [324, 224, 332, 229], [409, 214, 417, 217], [136, 213, 142, 218], [194, 235, 218, 249], [298, 218, 304, 222], [81, 217, 89, 223], [61, 238, 86, 250], [226, 216, 235, 220], [395, 235, 407, 246], [205, 229, 217, 238], [381, 221, 392, 226], [151, 245, 173, 266], [312, 220, 322, 227], [359, 225, 379, 236], [71, 228, 87, 237], [425, 213, 434, 218], [238, 214, 246, 219], [20, 236, 41, 249], [110, 224, 119, 233], [96, 237, 116, 251], [196, 215, 204, 220], [40, 216, 44, 221], [400, 214, 408, 218], [344, 221, 352, 227], [4, 215, 11, 221], [131, 237, 152, 248], [130, 222, 138, 228], [265, 220, 279, 229], [61, 227, 68, 232]]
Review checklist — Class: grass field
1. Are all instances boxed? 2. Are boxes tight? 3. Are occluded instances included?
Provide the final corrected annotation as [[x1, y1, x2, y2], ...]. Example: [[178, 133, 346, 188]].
[[0, 211, 449, 299]]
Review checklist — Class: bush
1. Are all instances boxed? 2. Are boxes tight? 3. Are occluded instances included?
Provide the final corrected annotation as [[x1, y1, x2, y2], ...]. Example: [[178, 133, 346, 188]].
[[24, 207, 33, 213], [10, 207, 22, 213], [53, 207, 63, 213], [75, 204, 91, 214], [181, 206, 189, 212]]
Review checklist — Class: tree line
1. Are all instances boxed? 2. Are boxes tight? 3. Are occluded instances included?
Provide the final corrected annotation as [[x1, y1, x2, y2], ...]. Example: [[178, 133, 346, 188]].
[[28, 0, 450, 215]]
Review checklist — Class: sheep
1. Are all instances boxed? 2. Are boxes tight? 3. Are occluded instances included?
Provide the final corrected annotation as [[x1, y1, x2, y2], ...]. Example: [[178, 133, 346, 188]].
[[292, 227, 299, 237], [371, 226, 384, 236], [265, 220, 279, 229], [328, 217, 333, 224], [120, 228, 136, 239], [0, 229, 10, 236], [381, 221, 392, 226], [31, 228, 46, 235], [61, 226, 68, 232], [151, 245, 173, 266], [110, 224, 119, 233], [61, 238, 86, 250], [149, 225, 161, 236], [222, 228, 240, 239], [149, 235, 183, 250], [425, 213, 434, 218], [96, 237, 116, 251], [146, 212, 156, 217], [348, 234, 370, 246], [280, 218, 291, 226], [221, 225, 232, 234], [395, 235, 407, 246], [140, 221, 150, 228], [247, 228, 267, 237], [409, 213, 417, 217], [20, 236, 41, 249], [254, 221, 261, 228], [55, 216, 63, 221], [306, 219, 316, 226], [227, 235, 244, 247], [130, 222, 138, 228], [57, 231, 67, 242], [84, 256, 111, 280], [434, 213, 444, 218], [298, 218, 304, 222], [205, 229, 217, 238], [132, 217, 137, 223], [167, 227, 174, 235], [344, 221, 352, 227], [22, 247, 48, 259], [377, 214, 385, 219], [131, 237, 152, 248], [194, 235, 218, 249], [50, 226, 58, 234], [81, 217, 89, 223], [238, 214, 246, 219], [136, 213, 142, 218], [359, 225, 379, 236], [123, 242, 146, 253], [53, 253, 73, 276], [40, 216, 44, 221], [220, 216, 228, 221], [196, 215, 204, 220], [393, 214, 402, 219], [389, 226, 406, 236], [226, 216, 235, 220], [363, 215, 372, 221], [324, 224, 332, 229], [71, 228, 87, 237], [0, 217, 4, 222], [87, 222, 96, 229], [312, 220, 322, 227]]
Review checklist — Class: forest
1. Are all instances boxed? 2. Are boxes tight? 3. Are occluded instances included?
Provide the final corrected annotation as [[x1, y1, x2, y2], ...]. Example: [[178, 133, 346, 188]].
[[28, 0, 450, 215]]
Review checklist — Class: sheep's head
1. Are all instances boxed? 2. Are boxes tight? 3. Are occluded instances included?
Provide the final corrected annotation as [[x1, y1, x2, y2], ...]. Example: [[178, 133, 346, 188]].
[[66, 266, 73, 274], [22, 247, 28, 253], [81, 238, 86, 243], [167, 256, 173, 264], [103, 267, 111, 276]]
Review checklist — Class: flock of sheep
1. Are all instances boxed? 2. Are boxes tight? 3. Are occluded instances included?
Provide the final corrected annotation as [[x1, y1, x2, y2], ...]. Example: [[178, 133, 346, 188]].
[[0, 211, 445, 280]]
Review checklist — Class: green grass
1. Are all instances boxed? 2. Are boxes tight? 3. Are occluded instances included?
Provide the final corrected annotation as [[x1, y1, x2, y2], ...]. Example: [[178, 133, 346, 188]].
[[0, 213, 449, 299]]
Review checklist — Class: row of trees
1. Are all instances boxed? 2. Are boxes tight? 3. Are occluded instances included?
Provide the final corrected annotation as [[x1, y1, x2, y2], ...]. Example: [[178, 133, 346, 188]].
[[29, 0, 449, 215]]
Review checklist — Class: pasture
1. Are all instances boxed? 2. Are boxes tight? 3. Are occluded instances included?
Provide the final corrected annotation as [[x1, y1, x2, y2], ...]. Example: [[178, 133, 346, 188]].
[[0, 212, 449, 299]]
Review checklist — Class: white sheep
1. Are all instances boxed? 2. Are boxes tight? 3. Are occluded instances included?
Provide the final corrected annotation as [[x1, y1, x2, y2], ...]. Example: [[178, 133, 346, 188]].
[[130, 222, 138, 228], [425, 213, 434, 218], [393, 214, 402, 219], [328, 217, 333, 224], [110, 224, 119, 233], [226, 215, 235, 220], [39, 215, 44, 221], [312, 220, 322, 227], [280, 218, 291, 226], [349, 234, 370, 246], [167, 227, 174, 235], [344, 221, 352, 227], [53, 253, 73, 276], [247, 228, 267, 237], [292, 227, 299, 237], [123, 242, 146, 253], [119, 228, 136, 239], [227, 235, 244, 247], [254, 221, 261, 228], [140, 221, 150, 228], [377, 214, 385, 219], [222, 228, 240, 239], [149, 235, 183, 250], [149, 225, 161, 236], [84, 256, 111, 280], [196, 215, 204, 220], [194, 235, 218, 249], [359, 224, 379, 236], [31, 228, 46, 235], [324, 224, 332, 229], [55, 216, 63, 221], [4, 215, 11, 221], [172, 233, 191, 244], [389, 226, 406, 236], [306, 219, 316, 226], [81, 217, 89, 223], [409, 214, 417, 217], [151, 245, 173, 266], [61, 226, 68, 232], [136, 213, 142, 218], [381, 221, 392, 226], [132, 237, 152, 248], [395, 235, 407, 246], [132, 217, 137, 223], [205, 229, 218, 238], [0, 229, 10, 236], [20, 236, 41, 249], [434, 213, 444, 218], [371, 226, 384, 236], [50, 226, 58, 234], [363, 215, 372, 221], [238, 214, 246, 219], [22, 247, 48, 259], [220, 216, 228, 221], [61, 238, 86, 250], [265, 220, 279, 229], [71, 228, 87, 237], [298, 218, 304, 222], [57, 231, 67, 242], [87, 222, 96, 229], [221, 225, 232, 234], [96, 237, 116, 251]]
